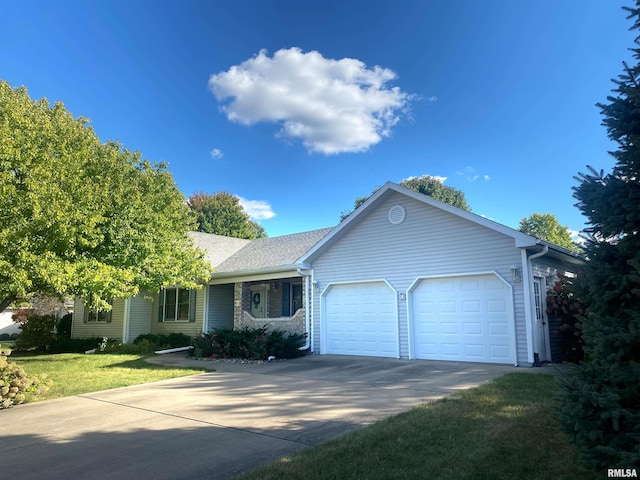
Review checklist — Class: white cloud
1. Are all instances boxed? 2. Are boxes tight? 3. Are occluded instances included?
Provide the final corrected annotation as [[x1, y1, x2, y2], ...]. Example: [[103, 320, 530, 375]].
[[427, 96, 438, 103], [209, 48, 414, 155], [456, 166, 490, 182], [210, 148, 223, 159], [237, 196, 276, 220]]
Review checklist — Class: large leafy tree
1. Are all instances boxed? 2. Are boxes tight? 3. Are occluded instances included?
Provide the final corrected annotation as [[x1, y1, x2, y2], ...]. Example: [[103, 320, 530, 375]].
[[188, 191, 267, 239], [0, 81, 211, 313], [518, 213, 579, 251], [340, 175, 471, 221], [557, 3, 640, 470]]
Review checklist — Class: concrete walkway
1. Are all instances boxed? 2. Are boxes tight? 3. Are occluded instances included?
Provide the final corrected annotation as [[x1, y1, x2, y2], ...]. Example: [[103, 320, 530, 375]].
[[0, 354, 556, 480]]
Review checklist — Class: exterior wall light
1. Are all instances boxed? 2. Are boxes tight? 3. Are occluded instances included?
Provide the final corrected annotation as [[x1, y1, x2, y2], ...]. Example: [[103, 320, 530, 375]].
[[511, 265, 522, 283]]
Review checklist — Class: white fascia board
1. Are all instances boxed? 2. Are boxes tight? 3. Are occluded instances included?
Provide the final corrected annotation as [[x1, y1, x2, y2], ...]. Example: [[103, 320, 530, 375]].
[[208, 265, 300, 284]]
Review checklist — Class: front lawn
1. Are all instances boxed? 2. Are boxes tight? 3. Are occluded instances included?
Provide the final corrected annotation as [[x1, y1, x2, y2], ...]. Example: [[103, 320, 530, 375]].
[[240, 372, 596, 480], [9, 353, 207, 402]]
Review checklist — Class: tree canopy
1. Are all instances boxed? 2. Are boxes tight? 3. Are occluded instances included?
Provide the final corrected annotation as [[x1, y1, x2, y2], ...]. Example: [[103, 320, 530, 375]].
[[557, 3, 640, 469], [340, 175, 471, 221], [188, 191, 267, 239], [0, 81, 211, 313], [518, 213, 579, 251]]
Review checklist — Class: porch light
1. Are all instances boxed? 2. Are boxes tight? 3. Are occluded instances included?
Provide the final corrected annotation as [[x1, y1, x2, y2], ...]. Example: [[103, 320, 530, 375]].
[[313, 281, 319, 293], [510, 265, 522, 283]]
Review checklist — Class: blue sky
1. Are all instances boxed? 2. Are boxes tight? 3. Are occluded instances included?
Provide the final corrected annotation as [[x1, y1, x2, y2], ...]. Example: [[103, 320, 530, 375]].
[[1, 0, 634, 237]]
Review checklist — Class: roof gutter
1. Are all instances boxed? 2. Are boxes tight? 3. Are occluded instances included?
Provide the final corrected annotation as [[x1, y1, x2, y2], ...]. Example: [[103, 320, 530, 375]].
[[521, 244, 549, 365], [209, 264, 299, 281], [296, 265, 312, 351]]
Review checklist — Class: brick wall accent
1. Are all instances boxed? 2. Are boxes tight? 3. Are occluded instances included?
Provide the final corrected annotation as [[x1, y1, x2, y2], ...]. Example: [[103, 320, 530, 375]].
[[238, 308, 306, 335]]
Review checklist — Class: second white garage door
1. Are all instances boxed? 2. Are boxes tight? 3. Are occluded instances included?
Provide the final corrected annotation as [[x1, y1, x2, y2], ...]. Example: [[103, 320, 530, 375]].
[[323, 281, 398, 358], [410, 274, 514, 364]]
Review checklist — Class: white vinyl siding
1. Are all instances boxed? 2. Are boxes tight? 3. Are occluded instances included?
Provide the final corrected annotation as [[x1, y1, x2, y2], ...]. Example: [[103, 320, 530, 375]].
[[71, 298, 125, 340], [127, 295, 153, 342], [310, 191, 527, 364]]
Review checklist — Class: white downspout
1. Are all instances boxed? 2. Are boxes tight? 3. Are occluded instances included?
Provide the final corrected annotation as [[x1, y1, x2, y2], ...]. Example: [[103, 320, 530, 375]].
[[122, 298, 131, 344], [522, 245, 549, 365], [297, 266, 312, 351]]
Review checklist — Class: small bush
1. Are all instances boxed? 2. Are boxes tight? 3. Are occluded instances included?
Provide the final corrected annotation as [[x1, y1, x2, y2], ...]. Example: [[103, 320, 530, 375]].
[[0, 348, 51, 408], [193, 326, 306, 360], [133, 333, 193, 350], [56, 313, 72, 338], [9, 333, 19, 340], [0, 334, 10, 341], [13, 311, 57, 352], [546, 276, 586, 363], [49, 337, 103, 354]]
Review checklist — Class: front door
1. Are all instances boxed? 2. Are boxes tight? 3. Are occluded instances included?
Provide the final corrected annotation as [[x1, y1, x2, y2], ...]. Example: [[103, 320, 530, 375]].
[[250, 285, 268, 318], [533, 277, 551, 362]]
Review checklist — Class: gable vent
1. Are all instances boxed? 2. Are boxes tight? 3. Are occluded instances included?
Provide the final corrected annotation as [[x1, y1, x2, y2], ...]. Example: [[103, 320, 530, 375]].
[[388, 205, 406, 225]]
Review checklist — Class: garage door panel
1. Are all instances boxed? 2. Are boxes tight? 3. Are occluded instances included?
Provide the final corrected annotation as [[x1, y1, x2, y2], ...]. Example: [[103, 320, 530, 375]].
[[324, 282, 398, 358], [411, 274, 514, 364]]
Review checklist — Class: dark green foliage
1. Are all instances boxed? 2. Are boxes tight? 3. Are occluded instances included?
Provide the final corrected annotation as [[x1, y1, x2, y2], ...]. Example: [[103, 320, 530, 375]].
[[13, 311, 57, 352], [133, 333, 193, 349], [188, 191, 267, 239], [56, 313, 72, 338], [0, 334, 10, 341], [193, 326, 306, 360], [48, 337, 102, 354], [558, 3, 640, 470], [546, 276, 586, 363]]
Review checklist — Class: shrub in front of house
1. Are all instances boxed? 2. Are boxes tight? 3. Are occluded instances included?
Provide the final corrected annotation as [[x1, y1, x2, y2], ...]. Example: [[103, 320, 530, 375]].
[[12, 310, 57, 352], [546, 276, 586, 363], [0, 348, 51, 409], [49, 337, 103, 354], [56, 313, 73, 338], [192, 326, 307, 360], [133, 333, 193, 350]]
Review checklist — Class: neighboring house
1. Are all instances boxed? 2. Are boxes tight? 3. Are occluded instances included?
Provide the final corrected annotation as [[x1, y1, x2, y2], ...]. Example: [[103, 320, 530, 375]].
[[72, 182, 584, 366], [0, 308, 20, 337]]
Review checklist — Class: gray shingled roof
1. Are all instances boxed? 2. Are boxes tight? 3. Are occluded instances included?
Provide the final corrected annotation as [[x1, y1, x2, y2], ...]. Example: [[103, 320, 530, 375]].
[[214, 227, 334, 273], [188, 231, 251, 268]]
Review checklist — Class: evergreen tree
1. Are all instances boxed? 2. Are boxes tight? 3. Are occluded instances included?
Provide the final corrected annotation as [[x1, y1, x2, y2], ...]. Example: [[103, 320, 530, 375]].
[[558, 3, 640, 470]]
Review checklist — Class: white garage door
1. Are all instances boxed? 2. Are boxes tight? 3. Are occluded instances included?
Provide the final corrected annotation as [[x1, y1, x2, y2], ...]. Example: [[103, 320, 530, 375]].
[[323, 281, 398, 358], [410, 274, 514, 364]]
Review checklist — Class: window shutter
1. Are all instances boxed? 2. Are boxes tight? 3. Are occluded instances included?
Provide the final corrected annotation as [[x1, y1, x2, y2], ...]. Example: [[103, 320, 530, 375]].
[[188, 289, 196, 322], [158, 290, 165, 322], [83, 306, 88, 324]]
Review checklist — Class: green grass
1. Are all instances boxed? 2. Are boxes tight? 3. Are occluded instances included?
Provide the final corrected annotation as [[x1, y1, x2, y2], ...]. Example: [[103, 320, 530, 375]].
[[240, 373, 595, 480], [8, 353, 207, 402]]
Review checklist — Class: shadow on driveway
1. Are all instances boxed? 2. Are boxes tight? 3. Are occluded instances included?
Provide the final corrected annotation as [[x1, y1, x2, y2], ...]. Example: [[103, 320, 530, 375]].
[[1, 354, 539, 480]]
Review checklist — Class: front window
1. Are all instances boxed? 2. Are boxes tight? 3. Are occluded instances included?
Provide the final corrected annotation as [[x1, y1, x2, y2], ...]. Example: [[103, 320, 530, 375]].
[[85, 299, 112, 323], [161, 288, 194, 322], [281, 281, 303, 316]]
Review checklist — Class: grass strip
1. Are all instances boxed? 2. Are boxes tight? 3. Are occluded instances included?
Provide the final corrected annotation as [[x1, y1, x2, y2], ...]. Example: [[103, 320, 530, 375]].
[[11, 353, 206, 401], [240, 372, 596, 480]]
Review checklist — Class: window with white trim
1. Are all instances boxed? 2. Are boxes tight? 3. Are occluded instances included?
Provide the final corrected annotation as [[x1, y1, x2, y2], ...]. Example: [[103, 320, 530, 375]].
[[159, 288, 196, 322]]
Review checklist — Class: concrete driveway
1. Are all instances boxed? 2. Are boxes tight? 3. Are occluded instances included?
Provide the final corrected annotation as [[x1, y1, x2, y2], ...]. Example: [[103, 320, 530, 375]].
[[0, 354, 521, 480]]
